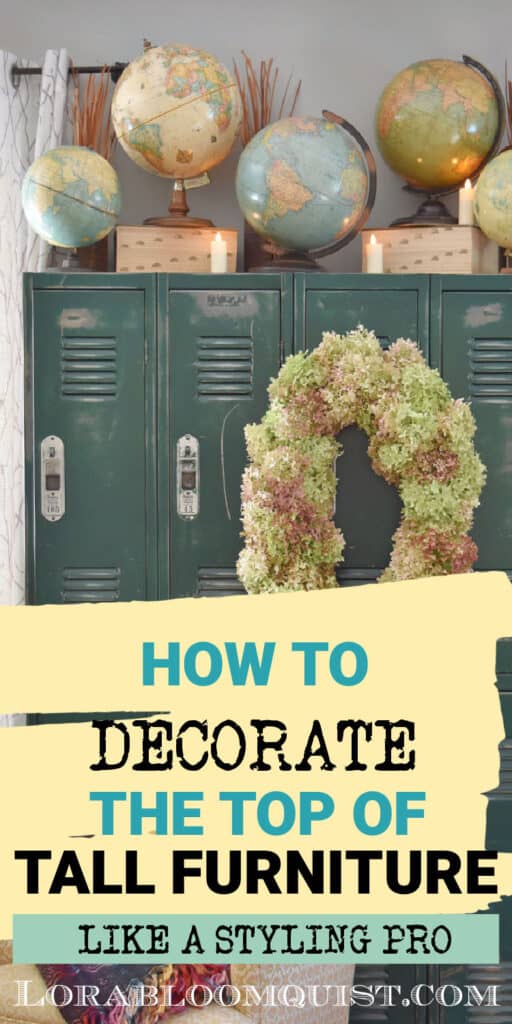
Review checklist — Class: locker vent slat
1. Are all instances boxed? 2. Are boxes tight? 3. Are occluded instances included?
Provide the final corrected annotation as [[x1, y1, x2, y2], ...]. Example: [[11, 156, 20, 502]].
[[61, 337, 117, 398], [336, 567, 381, 586], [196, 338, 253, 399], [197, 568, 245, 597], [198, 567, 381, 594], [469, 338, 512, 400], [61, 568, 121, 603]]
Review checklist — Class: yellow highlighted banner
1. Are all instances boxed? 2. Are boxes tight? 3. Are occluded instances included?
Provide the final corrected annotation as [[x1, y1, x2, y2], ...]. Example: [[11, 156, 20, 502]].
[[0, 573, 511, 939]]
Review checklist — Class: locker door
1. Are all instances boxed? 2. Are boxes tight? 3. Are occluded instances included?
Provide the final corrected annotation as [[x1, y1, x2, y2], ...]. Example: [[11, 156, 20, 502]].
[[352, 965, 467, 1024], [161, 274, 293, 599], [295, 274, 430, 584], [25, 274, 157, 605], [431, 276, 512, 576]]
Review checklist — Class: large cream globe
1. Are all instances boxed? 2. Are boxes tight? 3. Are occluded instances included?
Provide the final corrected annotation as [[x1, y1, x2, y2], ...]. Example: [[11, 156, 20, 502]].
[[112, 43, 241, 180]]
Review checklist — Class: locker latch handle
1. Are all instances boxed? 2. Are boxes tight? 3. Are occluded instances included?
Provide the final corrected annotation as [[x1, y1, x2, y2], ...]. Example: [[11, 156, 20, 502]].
[[41, 435, 65, 522], [177, 434, 199, 520]]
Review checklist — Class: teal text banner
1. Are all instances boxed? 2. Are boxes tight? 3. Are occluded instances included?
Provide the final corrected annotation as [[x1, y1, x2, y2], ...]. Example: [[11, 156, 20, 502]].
[[13, 914, 499, 964]]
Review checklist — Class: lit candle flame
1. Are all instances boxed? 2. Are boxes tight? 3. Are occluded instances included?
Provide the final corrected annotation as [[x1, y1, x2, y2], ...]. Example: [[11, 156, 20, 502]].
[[215, 231, 222, 241], [464, 179, 472, 191], [370, 233, 377, 245]]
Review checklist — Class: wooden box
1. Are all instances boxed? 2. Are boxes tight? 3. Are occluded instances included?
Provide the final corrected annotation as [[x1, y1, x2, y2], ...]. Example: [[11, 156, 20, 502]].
[[361, 225, 499, 274], [116, 225, 238, 273]]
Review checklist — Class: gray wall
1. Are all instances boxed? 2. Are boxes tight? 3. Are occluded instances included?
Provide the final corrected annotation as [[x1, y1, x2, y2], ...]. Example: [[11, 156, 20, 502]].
[[5, 0, 512, 270]]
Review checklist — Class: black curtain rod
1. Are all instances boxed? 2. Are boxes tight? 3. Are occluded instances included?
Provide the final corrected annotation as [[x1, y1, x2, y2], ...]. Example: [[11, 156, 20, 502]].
[[12, 62, 128, 83]]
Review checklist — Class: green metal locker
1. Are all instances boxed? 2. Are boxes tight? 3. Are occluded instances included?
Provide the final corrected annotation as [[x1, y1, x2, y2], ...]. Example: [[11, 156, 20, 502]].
[[294, 274, 430, 584], [24, 273, 157, 605], [430, 276, 512, 577], [25, 271, 512, 601], [25, 272, 293, 605], [159, 274, 293, 599]]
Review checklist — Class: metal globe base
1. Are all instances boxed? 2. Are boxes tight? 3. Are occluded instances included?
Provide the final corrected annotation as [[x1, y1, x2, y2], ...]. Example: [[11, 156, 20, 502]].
[[47, 247, 90, 273], [391, 195, 457, 227], [249, 250, 325, 272]]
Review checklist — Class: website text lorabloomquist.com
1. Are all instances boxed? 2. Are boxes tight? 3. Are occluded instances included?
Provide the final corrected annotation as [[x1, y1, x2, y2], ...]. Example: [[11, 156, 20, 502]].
[[15, 979, 501, 1011]]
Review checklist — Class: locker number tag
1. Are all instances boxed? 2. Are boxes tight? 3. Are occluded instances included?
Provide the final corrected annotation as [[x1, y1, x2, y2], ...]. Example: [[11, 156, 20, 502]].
[[177, 434, 199, 520], [41, 435, 65, 522]]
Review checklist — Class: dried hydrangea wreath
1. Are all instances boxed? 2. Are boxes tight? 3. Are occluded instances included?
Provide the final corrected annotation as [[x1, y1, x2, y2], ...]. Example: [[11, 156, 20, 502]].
[[237, 327, 485, 593]]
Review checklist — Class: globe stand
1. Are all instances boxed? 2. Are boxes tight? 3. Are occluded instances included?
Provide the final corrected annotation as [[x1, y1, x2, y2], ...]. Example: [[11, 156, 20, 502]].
[[47, 247, 89, 273], [249, 249, 325, 273], [144, 179, 214, 229], [501, 248, 512, 274], [391, 194, 457, 228], [61, 248, 83, 270]]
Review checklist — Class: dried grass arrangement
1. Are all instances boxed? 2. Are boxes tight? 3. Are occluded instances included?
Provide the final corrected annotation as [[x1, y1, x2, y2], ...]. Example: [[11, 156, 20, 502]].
[[70, 65, 116, 270], [233, 51, 301, 146], [71, 64, 116, 161], [506, 66, 512, 148]]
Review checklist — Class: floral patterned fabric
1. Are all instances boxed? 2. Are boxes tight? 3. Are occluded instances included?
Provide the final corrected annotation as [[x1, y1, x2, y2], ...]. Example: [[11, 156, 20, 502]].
[[38, 964, 230, 1024]]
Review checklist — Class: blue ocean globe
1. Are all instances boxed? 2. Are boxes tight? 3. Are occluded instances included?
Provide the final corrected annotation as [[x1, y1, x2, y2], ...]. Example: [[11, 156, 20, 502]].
[[22, 145, 121, 248], [235, 114, 373, 255]]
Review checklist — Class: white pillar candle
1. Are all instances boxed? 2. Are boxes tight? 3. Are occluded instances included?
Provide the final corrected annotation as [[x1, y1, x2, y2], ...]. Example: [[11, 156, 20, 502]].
[[366, 233, 383, 273], [459, 178, 474, 226], [210, 231, 228, 273]]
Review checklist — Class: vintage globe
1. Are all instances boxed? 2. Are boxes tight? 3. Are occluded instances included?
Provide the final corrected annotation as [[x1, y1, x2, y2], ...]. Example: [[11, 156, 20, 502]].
[[475, 150, 512, 247], [375, 59, 500, 191], [111, 44, 241, 179], [235, 115, 372, 253], [22, 146, 121, 248]]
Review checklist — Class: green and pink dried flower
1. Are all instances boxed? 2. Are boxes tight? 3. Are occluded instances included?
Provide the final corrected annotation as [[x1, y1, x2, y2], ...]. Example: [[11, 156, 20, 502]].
[[237, 326, 485, 593]]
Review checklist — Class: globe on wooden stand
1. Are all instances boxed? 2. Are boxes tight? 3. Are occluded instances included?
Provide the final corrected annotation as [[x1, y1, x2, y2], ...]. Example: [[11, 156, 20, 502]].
[[111, 43, 242, 229], [375, 55, 505, 227], [235, 110, 376, 272]]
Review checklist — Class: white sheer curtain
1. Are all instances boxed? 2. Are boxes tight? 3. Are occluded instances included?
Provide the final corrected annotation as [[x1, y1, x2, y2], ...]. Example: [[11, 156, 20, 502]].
[[0, 49, 69, 725]]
